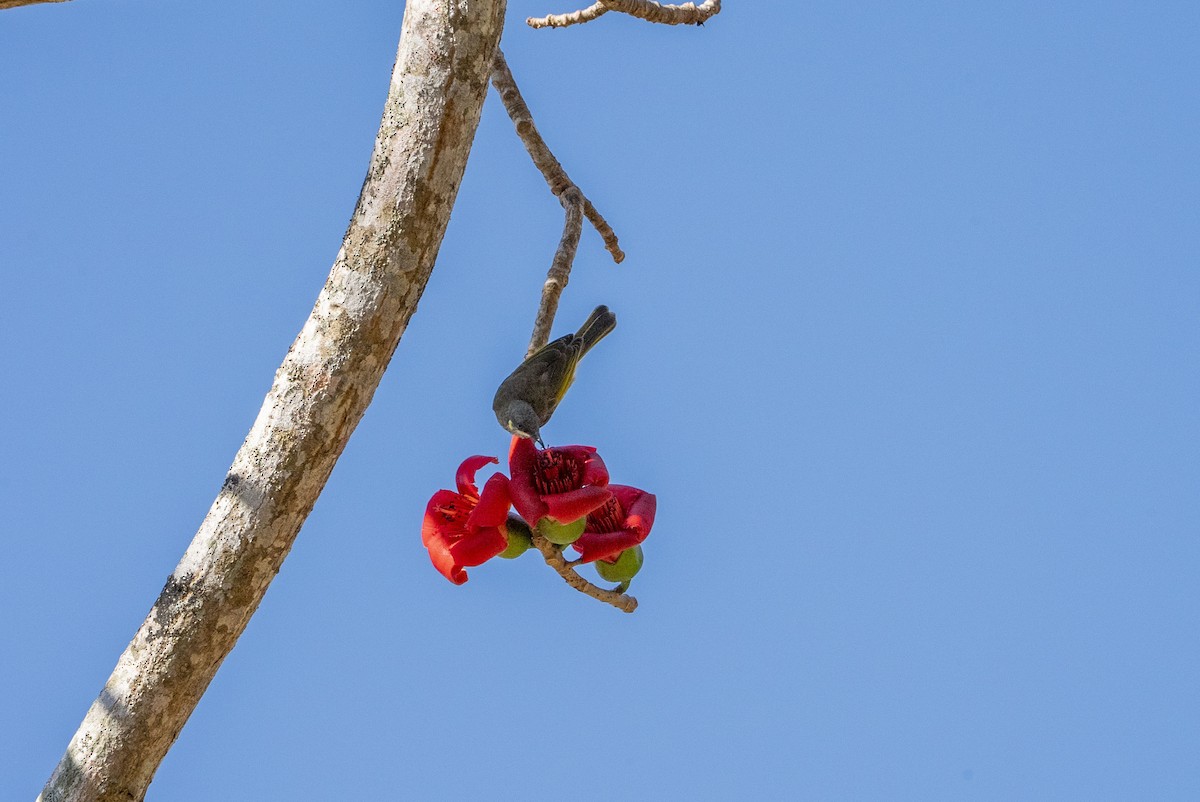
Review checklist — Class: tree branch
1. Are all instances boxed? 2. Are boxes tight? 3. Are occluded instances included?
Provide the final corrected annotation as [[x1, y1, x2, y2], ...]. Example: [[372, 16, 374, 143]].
[[532, 532, 638, 613], [490, 48, 624, 267], [0, 0, 71, 9], [528, 0, 721, 29], [528, 186, 584, 355], [38, 2, 507, 800], [527, 1, 608, 28]]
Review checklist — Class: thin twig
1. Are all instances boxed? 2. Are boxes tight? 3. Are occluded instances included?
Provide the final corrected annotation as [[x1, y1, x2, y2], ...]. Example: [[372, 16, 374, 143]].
[[532, 533, 638, 613], [490, 48, 624, 265], [527, 187, 584, 356], [528, 0, 721, 29]]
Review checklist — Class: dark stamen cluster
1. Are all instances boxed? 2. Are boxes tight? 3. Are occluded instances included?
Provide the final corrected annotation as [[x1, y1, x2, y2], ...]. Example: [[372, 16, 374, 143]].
[[588, 495, 624, 533], [533, 450, 583, 495]]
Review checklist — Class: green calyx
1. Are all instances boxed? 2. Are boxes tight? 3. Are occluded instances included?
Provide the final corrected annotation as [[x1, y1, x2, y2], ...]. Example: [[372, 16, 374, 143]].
[[536, 515, 587, 545], [595, 545, 644, 583], [499, 515, 533, 559]]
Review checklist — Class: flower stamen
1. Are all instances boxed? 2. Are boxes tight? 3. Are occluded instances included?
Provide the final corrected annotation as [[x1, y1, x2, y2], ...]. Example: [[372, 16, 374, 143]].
[[588, 495, 625, 534], [533, 450, 584, 495]]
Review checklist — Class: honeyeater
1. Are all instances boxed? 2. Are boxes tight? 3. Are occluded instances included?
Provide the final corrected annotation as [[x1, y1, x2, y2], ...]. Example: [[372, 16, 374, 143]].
[[492, 305, 616, 447]]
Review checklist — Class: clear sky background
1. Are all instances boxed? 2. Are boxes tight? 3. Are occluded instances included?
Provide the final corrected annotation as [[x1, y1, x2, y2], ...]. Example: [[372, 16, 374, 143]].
[[3, 1, 1198, 799]]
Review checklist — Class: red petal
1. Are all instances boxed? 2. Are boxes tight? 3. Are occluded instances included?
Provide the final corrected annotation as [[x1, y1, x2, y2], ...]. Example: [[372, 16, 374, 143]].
[[548, 444, 593, 458], [509, 483, 547, 527], [544, 485, 612, 524], [580, 449, 609, 487], [426, 537, 468, 584], [467, 473, 511, 530], [573, 527, 645, 563], [422, 489, 471, 547], [549, 445, 610, 488], [421, 493, 507, 584], [455, 455, 499, 499], [420, 509, 468, 585], [448, 525, 509, 568], [611, 485, 657, 538], [508, 436, 548, 524], [508, 434, 527, 463]]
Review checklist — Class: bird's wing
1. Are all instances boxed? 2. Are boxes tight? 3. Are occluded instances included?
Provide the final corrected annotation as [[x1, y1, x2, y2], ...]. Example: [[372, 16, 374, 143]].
[[552, 336, 586, 407], [523, 340, 577, 423]]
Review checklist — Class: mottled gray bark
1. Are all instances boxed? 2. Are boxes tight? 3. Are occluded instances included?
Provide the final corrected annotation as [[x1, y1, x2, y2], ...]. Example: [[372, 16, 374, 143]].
[[37, 2, 506, 800]]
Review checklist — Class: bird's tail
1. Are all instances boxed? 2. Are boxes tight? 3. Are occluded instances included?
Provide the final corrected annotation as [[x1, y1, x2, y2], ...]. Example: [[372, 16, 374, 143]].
[[575, 305, 617, 355]]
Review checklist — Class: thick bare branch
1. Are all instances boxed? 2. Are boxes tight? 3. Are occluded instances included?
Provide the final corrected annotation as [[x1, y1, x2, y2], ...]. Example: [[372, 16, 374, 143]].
[[490, 48, 624, 265], [528, 0, 720, 29], [0, 0, 71, 8], [38, 2, 507, 801]]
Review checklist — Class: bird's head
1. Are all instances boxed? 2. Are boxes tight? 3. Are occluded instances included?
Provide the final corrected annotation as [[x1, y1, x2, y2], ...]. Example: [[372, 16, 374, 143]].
[[504, 402, 545, 449]]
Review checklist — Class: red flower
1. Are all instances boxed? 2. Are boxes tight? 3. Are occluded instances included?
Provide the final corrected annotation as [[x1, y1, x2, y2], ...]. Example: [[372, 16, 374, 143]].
[[508, 436, 612, 526], [572, 485, 657, 563], [421, 455, 511, 585]]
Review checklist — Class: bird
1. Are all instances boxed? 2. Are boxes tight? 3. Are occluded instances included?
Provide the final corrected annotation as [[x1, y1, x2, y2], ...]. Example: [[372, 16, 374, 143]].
[[493, 305, 617, 447]]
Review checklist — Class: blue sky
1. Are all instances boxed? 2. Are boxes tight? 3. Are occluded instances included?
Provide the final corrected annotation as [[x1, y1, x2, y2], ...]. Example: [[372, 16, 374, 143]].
[[3, 1, 1198, 799]]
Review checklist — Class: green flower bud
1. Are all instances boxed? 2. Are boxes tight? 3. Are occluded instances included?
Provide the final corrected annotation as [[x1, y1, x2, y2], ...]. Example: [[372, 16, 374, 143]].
[[536, 515, 587, 545], [499, 515, 533, 559], [595, 545, 644, 583]]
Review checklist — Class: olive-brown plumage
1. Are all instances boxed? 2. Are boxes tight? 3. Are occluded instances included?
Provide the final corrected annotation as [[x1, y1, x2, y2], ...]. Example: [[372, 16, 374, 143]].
[[493, 305, 617, 446]]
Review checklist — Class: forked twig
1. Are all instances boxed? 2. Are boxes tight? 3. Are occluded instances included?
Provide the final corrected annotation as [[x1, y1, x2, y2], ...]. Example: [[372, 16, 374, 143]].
[[490, 49, 624, 267]]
